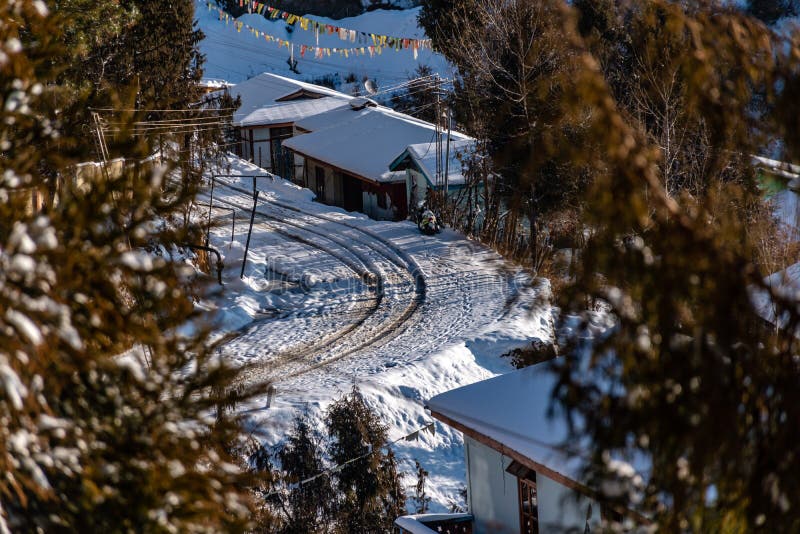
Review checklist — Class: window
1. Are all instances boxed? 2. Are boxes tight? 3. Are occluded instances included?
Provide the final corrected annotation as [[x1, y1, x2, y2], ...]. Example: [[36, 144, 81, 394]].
[[269, 126, 293, 140], [507, 461, 539, 534], [518, 476, 539, 534], [377, 191, 388, 209]]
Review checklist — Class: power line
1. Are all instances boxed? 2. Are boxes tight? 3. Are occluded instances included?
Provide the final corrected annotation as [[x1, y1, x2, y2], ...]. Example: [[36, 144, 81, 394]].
[[104, 119, 234, 129], [102, 126, 234, 137], [90, 107, 239, 113], [365, 75, 439, 95], [263, 421, 437, 495]]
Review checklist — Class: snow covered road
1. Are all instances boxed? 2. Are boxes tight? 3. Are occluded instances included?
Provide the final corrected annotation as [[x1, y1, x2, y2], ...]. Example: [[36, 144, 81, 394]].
[[199, 156, 551, 510]]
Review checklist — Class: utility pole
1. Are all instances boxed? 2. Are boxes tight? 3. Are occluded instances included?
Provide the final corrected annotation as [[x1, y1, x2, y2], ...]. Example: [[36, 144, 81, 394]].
[[434, 75, 442, 192], [206, 175, 216, 247], [443, 108, 452, 205], [241, 190, 260, 279]]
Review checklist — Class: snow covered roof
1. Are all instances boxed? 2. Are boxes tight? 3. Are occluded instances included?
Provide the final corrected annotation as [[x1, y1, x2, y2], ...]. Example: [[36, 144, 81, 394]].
[[428, 357, 655, 519], [392, 138, 476, 187], [229, 72, 352, 127], [284, 105, 470, 183], [240, 97, 351, 128], [394, 513, 473, 534], [378, 170, 408, 184], [427, 362, 584, 483], [200, 78, 232, 89]]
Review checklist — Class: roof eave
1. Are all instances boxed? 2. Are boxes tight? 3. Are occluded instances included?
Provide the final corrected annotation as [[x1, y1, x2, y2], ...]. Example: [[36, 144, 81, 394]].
[[428, 407, 589, 495], [428, 407, 652, 526]]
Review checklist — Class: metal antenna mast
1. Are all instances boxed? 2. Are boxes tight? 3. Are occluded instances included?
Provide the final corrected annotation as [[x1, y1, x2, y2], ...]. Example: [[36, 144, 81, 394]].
[[434, 75, 442, 192]]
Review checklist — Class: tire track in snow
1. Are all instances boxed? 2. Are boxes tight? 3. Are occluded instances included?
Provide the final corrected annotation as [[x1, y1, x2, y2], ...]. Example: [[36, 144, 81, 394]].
[[211, 181, 426, 383], [209, 195, 388, 363], [252, 198, 429, 362], [301, 247, 522, 387]]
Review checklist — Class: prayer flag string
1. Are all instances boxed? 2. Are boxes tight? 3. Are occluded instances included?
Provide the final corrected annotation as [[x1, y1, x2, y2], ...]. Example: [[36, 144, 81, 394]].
[[207, 1, 424, 60]]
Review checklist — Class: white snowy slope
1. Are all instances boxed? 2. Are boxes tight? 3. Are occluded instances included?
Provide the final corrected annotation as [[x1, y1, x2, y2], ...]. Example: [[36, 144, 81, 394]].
[[195, 0, 454, 88], [196, 155, 550, 511]]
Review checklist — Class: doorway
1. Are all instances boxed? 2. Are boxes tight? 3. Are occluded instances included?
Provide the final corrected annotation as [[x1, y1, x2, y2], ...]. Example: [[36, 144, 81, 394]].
[[342, 173, 363, 213]]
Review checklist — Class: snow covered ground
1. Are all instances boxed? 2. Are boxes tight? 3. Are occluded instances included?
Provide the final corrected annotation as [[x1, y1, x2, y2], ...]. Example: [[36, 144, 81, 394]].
[[197, 155, 550, 510], [196, 0, 454, 89], [195, 0, 548, 510]]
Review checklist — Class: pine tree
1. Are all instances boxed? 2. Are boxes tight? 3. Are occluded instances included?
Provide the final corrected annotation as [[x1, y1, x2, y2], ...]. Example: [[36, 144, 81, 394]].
[[245, 438, 282, 532], [122, 0, 206, 114], [276, 415, 334, 533], [411, 459, 431, 514], [57, 0, 207, 114], [417, 0, 457, 47], [1, 1, 254, 530], [380, 449, 407, 523], [325, 387, 405, 533], [419, 0, 592, 266], [217, 0, 249, 18]]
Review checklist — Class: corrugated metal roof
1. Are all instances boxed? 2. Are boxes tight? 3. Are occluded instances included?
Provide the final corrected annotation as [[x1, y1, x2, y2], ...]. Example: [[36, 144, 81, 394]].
[[229, 72, 352, 126], [285, 105, 469, 183]]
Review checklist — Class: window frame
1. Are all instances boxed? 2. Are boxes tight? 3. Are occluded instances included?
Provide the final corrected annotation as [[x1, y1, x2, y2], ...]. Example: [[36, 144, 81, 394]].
[[518, 474, 539, 534], [507, 460, 539, 534]]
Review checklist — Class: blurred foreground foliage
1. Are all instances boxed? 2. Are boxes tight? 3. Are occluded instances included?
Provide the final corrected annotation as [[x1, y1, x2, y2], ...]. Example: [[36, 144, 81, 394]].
[[0, 1, 256, 531], [422, 0, 800, 529]]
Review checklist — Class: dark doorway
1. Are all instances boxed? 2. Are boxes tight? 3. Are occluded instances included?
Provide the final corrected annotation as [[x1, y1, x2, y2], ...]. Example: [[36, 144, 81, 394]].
[[342, 173, 363, 213], [315, 166, 326, 202], [387, 182, 408, 220], [269, 126, 293, 180]]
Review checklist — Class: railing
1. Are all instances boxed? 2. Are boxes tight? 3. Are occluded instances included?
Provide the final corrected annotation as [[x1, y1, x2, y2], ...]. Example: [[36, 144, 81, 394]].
[[395, 513, 473, 534]]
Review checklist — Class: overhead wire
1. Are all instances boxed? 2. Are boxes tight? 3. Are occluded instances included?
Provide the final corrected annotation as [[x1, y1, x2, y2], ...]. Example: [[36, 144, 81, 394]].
[[368, 74, 446, 95], [103, 119, 234, 129], [101, 119, 233, 129], [103, 127, 234, 136], [90, 107, 239, 113]]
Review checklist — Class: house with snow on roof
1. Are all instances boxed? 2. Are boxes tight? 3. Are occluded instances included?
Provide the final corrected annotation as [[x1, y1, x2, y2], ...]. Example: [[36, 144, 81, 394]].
[[226, 72, 353, 179], [395, 361, 648, 534], [283, 98, 473, 220], [389, 137, 479, 213]]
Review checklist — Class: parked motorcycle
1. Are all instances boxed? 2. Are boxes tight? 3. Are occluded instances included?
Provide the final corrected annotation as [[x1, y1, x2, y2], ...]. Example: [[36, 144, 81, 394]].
[[418, 208, 441, 236]]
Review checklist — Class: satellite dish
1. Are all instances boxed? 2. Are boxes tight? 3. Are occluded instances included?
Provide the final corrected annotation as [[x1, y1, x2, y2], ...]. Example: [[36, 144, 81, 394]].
[[363, 78, 378, 95]]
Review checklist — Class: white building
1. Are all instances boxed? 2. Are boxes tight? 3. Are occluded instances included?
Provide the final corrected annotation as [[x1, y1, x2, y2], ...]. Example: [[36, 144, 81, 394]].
[[397, 362, 647, 534], [226, 73, 352, 178], [283, 100, 471, 220], [223, 72, 478, 222], [389, 138, 477, 211]]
